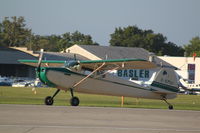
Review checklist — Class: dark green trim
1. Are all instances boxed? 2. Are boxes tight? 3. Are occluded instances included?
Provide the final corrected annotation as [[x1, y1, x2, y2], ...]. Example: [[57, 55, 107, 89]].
[[37, 68, 56, 87], [18, 60, 66, 64], [18, 58, 147, 64], [80, 58, 147, 64], [100, 78, 149, 91], [151, 81, 179, 92]]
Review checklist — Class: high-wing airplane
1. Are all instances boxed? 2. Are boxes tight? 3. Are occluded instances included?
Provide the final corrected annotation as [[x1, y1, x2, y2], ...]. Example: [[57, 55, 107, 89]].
[[19, 50, 179, 109]]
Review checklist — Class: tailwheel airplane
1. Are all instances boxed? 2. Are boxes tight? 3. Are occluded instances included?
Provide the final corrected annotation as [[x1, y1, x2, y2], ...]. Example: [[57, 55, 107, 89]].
[[19, 50, 179, 109]]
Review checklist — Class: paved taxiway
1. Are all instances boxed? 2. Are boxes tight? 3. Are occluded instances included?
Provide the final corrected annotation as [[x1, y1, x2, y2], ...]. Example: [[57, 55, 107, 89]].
[[0, 104, 200, 133]]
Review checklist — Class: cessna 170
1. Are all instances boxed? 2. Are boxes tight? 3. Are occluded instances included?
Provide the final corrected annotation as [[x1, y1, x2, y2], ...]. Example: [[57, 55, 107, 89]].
[[19, 50, 179, 109]]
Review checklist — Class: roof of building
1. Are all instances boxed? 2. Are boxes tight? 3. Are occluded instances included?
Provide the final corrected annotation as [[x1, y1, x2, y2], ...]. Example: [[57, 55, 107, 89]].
[[42, 52, 89, 61], [77, 45, 175, 68], [78, 45, 148, 59], [0, 46, 89, 65], [0, 46, 37, 64]]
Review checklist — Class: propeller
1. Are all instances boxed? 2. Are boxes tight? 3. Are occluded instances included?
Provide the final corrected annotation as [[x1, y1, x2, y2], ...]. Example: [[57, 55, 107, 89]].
[[37, 49, 44, 72]]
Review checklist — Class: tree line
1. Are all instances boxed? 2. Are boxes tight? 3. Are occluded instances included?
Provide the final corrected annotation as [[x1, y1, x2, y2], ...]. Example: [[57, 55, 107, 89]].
[[0, 16, 199, 56], [0, 16, 98, 52]]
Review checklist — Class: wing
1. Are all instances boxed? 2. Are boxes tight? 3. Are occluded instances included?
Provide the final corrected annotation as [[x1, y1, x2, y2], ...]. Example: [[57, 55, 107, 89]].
[[79, 58, 157, 70], [18, 58, 157, 70], [18, 60, 66, 67]]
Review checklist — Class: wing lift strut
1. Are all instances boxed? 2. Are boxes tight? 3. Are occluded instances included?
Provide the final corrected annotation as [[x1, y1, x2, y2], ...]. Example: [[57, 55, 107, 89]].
[[69, 62, 106, 106]]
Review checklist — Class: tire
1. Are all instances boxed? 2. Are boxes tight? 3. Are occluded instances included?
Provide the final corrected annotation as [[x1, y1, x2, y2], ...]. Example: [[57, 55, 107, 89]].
[[168, 105, 173, 110], [70, 97, 79, 106], [45, 96, 54, 105]]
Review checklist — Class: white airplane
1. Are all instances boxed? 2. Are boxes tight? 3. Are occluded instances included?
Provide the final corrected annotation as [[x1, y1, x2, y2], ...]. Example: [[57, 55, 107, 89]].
[[19, 50, 179, 109], [179, 78, 200, 92]]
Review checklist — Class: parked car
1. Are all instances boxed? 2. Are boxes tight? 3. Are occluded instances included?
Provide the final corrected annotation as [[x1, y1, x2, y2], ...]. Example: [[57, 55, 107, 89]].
[[12, 80, 30, 87], [0, 82, 12, 86], [0, 76, 12, 86]]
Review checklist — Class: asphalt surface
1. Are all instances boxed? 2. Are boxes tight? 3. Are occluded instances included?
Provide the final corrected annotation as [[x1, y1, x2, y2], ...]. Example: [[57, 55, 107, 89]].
[[0, 104, 200, 133]]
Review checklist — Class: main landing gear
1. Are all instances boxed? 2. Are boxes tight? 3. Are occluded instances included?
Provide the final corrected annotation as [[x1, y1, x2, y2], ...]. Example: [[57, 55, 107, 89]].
[[44, 88, 80, 106], [69, 88, 80, 106], [162, 97, 173, 110], [45, 89, 60, 105]]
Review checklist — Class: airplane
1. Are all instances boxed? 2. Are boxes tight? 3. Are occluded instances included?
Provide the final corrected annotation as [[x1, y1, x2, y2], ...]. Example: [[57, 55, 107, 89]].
[[179, 78, 200, 94], [19, 49, 179, 110]]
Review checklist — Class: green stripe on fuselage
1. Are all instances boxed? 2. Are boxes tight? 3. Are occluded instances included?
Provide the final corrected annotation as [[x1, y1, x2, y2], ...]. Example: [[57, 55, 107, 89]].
[[151, 81, 179, 93]]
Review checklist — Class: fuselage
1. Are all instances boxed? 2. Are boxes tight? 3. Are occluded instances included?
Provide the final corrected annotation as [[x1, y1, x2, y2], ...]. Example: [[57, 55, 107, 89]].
[[38, 67, 177, 100]]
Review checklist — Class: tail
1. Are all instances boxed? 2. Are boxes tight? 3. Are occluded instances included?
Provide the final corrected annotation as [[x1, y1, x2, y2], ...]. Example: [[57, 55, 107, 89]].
[[151, 68, 179, 93]]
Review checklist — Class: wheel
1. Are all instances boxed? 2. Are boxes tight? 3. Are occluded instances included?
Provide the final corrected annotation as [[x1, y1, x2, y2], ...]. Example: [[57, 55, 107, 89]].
[[70, 97, 79, 106], [168, 105, 173, 110], [45, 96, 54, 105]]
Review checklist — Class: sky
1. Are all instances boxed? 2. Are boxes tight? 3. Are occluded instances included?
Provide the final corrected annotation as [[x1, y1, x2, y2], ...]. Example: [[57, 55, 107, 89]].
[[0, 0, 200, 46]]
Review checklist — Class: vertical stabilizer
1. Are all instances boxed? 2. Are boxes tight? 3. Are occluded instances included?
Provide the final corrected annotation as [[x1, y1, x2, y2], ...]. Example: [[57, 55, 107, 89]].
[[151, 68, 179, 93]]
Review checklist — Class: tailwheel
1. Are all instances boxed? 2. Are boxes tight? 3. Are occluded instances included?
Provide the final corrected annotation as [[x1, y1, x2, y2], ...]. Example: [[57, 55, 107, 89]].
[[162, 97, 174, 110], [168, 105, 173, 110], [70, 97, 80, 106], [45, 96, 54, 105]]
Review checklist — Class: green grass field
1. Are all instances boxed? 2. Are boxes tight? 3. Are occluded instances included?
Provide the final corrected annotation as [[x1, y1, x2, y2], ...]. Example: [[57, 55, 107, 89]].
[[0, 86, 200, 110]]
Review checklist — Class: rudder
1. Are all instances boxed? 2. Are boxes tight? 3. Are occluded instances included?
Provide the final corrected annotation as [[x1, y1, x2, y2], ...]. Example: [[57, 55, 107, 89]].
[[151, 68, 179, 93]]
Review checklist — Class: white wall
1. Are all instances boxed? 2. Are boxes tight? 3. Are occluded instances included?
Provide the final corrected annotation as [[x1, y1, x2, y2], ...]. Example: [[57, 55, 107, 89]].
[[159, 56, 200, 84]]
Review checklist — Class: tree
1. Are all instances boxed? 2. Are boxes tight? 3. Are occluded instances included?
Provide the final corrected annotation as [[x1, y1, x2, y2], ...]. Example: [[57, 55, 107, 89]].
[[26, 35, 43, 51], [70, 31, 98, 46], [47, 35, 62, 52], [110, 26, 184, 56], [58, 32, 73, 51], [26, 31, 98, 52], [184, 36, 200, 56], [1, 16, 32, 47], [0, 16, 98, 51], [0, 23, 4, 46], [56, 31, 99, 52]]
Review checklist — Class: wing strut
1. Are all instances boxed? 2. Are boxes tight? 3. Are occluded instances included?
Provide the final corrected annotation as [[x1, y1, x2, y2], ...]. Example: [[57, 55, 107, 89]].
[[72, 62, 105, 88], [94, 66, 119, 79]]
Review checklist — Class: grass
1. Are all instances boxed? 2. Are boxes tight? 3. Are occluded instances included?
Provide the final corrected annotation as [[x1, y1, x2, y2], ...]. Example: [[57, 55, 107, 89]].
[[0, 86, 200, 110]]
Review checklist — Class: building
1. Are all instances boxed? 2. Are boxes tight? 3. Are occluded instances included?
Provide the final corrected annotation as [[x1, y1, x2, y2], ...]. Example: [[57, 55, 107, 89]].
[[0, 46, 37, 78], [159, 56, 200, 84]]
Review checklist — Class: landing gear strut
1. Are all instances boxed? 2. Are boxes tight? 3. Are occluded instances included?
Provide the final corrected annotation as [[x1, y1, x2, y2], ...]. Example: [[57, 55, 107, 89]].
[[162, 98, 173, 110], [44, 88, 79, 106], [44, 89, 60, 105], [70, 88, 79, 106]]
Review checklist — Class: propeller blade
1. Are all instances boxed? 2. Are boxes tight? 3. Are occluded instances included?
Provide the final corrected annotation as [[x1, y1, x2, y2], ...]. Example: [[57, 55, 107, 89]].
[[37, 49, 44, 69], [74, 54, 77, 61]]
